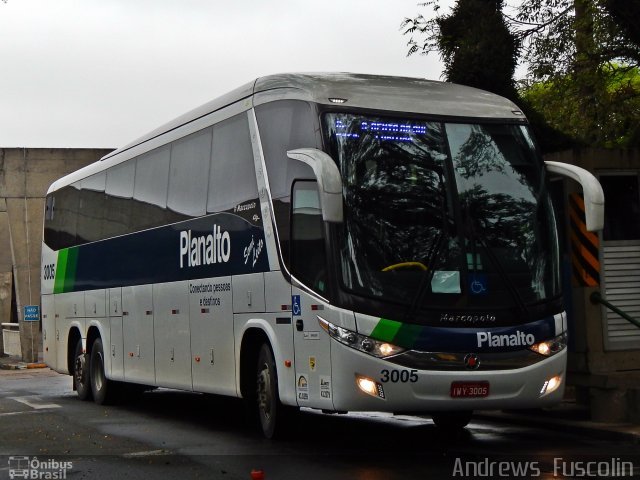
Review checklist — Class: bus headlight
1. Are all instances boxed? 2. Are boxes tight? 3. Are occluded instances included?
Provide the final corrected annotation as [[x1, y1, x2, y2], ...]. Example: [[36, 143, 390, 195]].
[[529, 333, 567, 357], [318, 317, 405, 358]]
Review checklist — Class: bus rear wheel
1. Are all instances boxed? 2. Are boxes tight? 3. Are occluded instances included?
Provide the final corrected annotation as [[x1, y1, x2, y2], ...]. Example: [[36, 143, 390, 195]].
[[432, 411, 473, 431], [73, 339, 92, 401], [90, 338, 118, 405]]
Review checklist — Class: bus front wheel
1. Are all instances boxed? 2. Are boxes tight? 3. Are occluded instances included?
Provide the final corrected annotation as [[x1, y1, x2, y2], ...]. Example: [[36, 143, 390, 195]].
[[256, 342, 290, 439], [90, 338, 118, 405], [73, 339, 92, 401]]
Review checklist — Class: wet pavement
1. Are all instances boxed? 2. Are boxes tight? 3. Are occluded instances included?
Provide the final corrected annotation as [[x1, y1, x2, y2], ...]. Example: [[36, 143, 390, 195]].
[[2, 353, 639, 445]]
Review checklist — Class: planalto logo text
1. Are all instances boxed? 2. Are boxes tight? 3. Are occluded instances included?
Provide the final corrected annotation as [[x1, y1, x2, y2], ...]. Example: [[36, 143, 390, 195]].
[[477, 330, 535, 348], [179, 225, 231, 268]]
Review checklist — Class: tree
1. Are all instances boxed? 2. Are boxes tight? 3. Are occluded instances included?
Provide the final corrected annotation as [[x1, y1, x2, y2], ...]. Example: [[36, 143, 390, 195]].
[[513, 0, 640, 80], [437, 0, 520, 100], [521, 65, 640, 147], [403, 0, 640, 148], [602, 0, 640, 53], [402, 0, 520, 101], [514, 0, 640, 146], [401, 1, 575, 151]]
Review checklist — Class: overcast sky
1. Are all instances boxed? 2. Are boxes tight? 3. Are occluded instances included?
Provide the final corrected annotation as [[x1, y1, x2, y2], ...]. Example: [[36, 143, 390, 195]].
[[0, 0, 459, 148]]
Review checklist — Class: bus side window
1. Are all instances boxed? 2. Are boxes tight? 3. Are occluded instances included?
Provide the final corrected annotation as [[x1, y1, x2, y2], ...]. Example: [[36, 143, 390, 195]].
[[133, 145, 172, 231], [104, 160, 135, 238], [291, 180, 327, 294], [44, 184, 80, 250], [77, 172, 106, 244]]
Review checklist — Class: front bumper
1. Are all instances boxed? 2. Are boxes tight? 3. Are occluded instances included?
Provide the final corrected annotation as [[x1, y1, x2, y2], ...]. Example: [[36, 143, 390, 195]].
[[329, 340, 566, 413]]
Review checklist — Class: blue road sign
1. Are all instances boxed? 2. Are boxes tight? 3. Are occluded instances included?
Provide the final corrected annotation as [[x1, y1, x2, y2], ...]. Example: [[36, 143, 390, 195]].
[[24, 305, 40, 322]]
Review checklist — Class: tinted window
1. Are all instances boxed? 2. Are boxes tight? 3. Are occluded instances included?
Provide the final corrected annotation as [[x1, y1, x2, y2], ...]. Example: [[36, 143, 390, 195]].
[[104, 161, 135, 238], [208, 114, 257, 213], [44, 112, 259, 250], [77, 172, 106, 244], [291, 181, 327, 294], [134, 146, 170, 209], [133, 145, 172, 230], [44, 184, 81, 250], [169, 128, 212, 216], [256, 100, 319, 199], [256, 100, 321, 268]]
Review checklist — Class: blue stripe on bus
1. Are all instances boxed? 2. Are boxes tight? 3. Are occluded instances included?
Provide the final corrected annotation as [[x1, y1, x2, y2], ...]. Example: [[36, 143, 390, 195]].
[[61, 212, 269, 292]]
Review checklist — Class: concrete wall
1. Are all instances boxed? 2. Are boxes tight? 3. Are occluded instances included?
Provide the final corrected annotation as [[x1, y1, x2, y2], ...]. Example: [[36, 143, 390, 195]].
[[0, 148, 112, 361]]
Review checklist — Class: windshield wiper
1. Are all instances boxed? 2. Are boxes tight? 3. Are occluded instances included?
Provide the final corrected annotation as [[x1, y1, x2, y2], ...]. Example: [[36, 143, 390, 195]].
[[401, 232, 444, 324], [401, 171, 453, 323], [466, 219, 531, 321]]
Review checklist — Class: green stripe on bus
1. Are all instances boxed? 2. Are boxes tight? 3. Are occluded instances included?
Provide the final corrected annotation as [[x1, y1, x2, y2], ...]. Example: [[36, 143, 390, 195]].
[[370, 318, 403, 342], [53, 249, 69, 293], [53, 247, 79, 294], [370, 318, 424, 349]]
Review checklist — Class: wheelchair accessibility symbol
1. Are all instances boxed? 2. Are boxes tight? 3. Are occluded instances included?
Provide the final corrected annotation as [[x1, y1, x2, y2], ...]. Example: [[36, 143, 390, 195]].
[[469, 274, 488, 295], [292, 295, 301, 316]]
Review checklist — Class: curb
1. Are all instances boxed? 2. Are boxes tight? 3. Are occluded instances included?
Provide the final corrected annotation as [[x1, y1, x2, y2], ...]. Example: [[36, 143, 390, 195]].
[[475, 411, 640, 443], [0, 363, 25, 370], [26, 363, 48, 369], [0, 362, 47, 370]]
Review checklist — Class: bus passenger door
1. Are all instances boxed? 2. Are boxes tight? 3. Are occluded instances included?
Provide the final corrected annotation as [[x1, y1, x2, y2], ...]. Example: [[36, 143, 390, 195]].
[[190, 276, 235, 396], [108, 288, 124, 381], [55, 291, 84, 375], [122, 285, 155, 385], [290, 181, 334, 410], [41, 294, 56, 369], [154, 281, 191, 390]]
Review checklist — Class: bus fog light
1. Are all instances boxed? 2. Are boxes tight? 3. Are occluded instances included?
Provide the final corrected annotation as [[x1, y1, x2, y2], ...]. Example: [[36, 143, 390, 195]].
[[356, 375, 385, 399], [540, 374, 562, 396]]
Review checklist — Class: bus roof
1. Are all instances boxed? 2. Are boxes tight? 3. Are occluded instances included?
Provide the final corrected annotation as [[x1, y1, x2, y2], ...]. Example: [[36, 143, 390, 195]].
[[50, 73, 525, 192], [102, 73, 523, 162]]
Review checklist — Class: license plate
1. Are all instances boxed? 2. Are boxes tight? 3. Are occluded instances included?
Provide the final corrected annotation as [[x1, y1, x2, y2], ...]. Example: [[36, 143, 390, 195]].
[[450, 381, 490, 398]]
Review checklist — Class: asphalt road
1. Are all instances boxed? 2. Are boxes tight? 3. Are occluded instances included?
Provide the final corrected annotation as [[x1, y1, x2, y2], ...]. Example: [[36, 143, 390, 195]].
[[1, 368, 639, 479]]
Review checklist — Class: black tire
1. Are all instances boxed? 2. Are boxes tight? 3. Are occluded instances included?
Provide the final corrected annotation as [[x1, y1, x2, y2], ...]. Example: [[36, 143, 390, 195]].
[[255, 342, 291, 439], [90, 338, 118, 405], [432, 410, 473, 431], [73, 339, 92, 401]]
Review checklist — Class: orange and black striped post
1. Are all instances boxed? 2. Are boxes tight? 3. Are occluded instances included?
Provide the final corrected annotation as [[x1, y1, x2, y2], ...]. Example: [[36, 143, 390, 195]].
[[568, 192, 600, 287]]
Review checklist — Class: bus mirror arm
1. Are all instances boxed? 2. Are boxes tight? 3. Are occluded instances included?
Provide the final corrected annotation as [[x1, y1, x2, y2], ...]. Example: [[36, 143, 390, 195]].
[[287, 148, 344, 223], [544, 161, 605, 232]]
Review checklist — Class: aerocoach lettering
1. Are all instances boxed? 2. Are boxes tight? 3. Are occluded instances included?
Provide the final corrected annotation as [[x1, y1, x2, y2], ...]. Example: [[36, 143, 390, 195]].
[[477, 331, 535, 348], [179, 225, 231, 268], [440, 313, 496, 324]]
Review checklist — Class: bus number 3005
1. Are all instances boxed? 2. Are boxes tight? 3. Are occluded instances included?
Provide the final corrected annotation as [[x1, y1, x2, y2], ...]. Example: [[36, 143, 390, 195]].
[[43, 264, 55, 280], [380, 369, 418, 383]]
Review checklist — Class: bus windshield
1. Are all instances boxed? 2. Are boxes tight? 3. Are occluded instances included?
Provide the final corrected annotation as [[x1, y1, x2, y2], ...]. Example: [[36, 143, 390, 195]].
[[322, 112, 560, 312]]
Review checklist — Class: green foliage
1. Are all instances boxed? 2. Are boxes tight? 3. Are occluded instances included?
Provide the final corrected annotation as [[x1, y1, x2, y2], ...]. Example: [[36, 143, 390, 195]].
[[437, 0, 520, 100], [602, 0, 640, 53], [402, 0, 640, 149], [521, 65, 640, 147]]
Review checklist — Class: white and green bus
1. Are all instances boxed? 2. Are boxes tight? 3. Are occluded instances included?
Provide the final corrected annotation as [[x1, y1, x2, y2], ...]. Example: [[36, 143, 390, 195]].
[[41, 73, 604, 437]]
